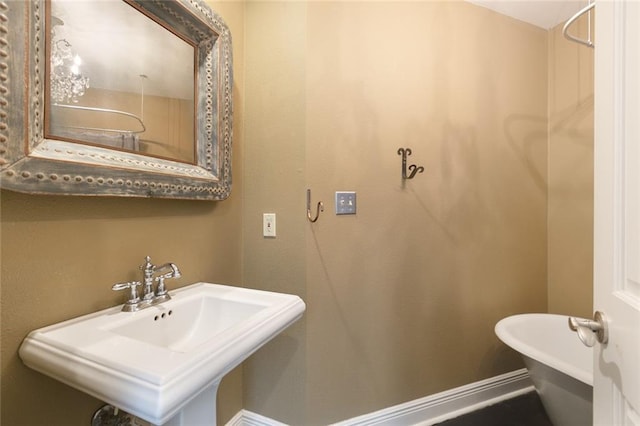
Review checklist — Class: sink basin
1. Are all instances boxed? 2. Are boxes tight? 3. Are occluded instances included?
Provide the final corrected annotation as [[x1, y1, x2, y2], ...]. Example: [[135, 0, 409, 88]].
[[108, 294, 267, 353], [19, 282, 305, 425]]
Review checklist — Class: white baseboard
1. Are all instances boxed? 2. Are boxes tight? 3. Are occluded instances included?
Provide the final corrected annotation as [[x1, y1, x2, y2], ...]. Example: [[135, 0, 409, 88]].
[[226, 410, 288, 426], [333, 369, 533, 426], [226, 369, 533, 426]]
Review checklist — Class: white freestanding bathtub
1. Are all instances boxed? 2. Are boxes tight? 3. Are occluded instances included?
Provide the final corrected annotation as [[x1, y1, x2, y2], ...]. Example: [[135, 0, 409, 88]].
[[495, 314, 593, 426]]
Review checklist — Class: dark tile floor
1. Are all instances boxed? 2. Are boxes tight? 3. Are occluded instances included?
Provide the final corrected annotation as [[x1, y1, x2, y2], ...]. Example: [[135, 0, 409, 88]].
[[435, 392, 553, 426]]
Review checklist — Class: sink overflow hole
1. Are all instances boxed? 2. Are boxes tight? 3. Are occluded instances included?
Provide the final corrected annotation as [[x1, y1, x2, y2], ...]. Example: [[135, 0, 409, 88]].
[[153, 310, 174, 322]]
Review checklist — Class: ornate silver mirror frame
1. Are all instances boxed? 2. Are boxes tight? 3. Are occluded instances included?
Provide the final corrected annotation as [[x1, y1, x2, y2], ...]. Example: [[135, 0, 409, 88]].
[[1, 0, 233, 200]]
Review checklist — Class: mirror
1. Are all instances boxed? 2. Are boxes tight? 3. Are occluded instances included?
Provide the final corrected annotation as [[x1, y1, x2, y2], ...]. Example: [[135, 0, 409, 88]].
[[2, 0, 233, 200]]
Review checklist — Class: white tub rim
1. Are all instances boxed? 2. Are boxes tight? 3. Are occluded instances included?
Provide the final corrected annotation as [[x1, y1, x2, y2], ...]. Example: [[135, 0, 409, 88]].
[[495, 313, 593, 386]]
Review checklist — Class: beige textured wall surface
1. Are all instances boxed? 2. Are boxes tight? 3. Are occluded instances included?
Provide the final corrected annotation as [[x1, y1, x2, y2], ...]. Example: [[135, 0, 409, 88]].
[[304, 3, 548, 423], [242, 2, 549, 425], [547, 20, 594, 318], [242, 2, 308, 424], [0, 1, 245, 425], [2, 1, 595, 425]]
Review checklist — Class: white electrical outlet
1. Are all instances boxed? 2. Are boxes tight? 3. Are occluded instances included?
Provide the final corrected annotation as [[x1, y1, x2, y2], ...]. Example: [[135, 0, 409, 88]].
[[335, 191, 356, 215], [263, 213, 276, 237]]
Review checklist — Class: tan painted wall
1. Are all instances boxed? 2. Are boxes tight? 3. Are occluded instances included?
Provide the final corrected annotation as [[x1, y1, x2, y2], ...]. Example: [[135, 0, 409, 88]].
[[243, 2, 549, 424], [242, 3, 308, 424], [2, 1, 594, 425], [0, 1, 245, 425], [547, 20, 594, 318]]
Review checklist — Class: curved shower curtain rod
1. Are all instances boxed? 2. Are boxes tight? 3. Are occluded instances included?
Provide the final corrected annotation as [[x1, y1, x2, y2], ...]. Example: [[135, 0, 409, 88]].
[[563, 2, 595, 49], [53, 103, 147, 134]]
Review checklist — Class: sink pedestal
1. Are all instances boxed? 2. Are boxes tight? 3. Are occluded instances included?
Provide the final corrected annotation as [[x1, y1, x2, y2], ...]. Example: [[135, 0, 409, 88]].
[[164, 381, 220, 426]]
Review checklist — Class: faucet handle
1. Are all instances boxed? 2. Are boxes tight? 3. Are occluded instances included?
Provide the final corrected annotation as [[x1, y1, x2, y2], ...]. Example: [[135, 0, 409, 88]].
[[154, 263, 181, 299], [154, 273, 176, 300], [112, 281, 142, 306]]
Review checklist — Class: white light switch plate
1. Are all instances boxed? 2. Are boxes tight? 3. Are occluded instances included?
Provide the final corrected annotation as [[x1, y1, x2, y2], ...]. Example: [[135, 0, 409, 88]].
[[263, 213, 276, 237]]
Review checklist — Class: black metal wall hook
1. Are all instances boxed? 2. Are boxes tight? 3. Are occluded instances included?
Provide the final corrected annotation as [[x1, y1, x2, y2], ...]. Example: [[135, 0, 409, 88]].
[[397, 147, 424, 179], [408, 164, 425, 179]]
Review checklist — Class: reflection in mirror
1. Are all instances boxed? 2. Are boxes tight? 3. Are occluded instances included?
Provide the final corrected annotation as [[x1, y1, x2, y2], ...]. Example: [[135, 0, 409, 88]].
[[47, 0, 196, 164]]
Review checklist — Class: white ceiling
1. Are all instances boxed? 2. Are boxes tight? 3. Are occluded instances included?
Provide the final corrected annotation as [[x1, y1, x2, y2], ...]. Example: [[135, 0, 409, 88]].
[[465, 0, 589, 30]]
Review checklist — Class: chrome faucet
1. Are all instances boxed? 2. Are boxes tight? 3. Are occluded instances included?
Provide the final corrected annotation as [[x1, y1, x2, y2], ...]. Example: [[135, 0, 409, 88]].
[[141, 256, 156, 302], [112, 256, 181, 312]]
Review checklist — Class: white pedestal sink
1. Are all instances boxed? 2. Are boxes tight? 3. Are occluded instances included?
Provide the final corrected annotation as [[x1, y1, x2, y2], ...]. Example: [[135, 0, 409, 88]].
[[19, 282, 305, 425]]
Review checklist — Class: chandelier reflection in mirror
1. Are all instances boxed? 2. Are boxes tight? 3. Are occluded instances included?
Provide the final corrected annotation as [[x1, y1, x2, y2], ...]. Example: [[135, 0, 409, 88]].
[[50, 17, 90, 103]]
